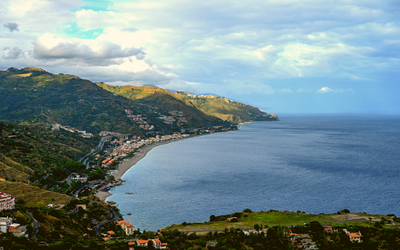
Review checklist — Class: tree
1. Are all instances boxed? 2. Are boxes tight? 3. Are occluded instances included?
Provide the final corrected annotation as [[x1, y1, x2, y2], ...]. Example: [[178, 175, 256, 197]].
[[309, 221, 323, 233]]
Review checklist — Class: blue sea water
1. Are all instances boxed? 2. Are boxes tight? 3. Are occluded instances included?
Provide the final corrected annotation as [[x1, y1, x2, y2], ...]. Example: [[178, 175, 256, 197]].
[[107, 114, 400, 231]]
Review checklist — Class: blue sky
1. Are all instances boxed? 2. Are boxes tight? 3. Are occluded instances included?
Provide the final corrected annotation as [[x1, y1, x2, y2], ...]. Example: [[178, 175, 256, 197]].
[[1, 0, 399, 114]]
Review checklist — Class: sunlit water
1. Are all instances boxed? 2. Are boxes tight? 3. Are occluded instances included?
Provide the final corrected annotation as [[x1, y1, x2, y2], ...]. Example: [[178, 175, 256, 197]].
[[107, 114, 400, 231]]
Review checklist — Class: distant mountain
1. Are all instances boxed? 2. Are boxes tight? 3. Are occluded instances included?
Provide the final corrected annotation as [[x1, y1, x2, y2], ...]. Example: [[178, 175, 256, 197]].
[[177, 92, 279, 123], [97, 84, 279, 125]]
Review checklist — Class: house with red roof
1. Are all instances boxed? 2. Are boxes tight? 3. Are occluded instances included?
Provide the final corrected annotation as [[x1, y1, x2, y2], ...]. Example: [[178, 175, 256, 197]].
[[117, 220, 135, 235], [136, 239, 149, 247]]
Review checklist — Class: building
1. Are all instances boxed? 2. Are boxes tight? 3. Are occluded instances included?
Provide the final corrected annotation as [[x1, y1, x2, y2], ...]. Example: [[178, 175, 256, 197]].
[[67, 173, 88, 183], [343, 229, 363, 243], [136, 240, 149, 247], [151, 239, 168, 249], [323, 226, 333, 233], [0, 216, 12, 233], [0, 192, 15, 212], [117, 220, 135, 235], [8, 223, 27, 237]]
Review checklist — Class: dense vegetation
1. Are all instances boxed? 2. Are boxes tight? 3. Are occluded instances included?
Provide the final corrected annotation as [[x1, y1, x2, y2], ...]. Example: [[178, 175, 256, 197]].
[[0, 121, 97, 171]]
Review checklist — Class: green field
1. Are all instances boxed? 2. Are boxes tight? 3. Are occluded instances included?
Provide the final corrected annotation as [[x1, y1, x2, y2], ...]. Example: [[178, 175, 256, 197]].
[[163, 210, 387, 233]]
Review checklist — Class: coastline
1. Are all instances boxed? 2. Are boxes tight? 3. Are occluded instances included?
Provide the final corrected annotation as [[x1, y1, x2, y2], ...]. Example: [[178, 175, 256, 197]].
[[95, 124, 250, 201], [95, 134, 206, 201], [94, 123, 257, 201]]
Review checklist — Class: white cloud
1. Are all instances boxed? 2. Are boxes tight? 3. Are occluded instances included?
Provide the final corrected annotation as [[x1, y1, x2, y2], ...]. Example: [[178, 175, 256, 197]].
[[280, 88, 293, 93], [316, 87, 354, 93], [33, 34, 146, 64], [297, 88, 306, 93], [1, 47, 25, 59], [316, 87, 333, 93]]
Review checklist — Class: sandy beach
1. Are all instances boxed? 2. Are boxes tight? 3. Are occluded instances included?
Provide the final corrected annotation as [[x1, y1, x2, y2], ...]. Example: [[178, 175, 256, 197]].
[[95, 135, 206, 201]]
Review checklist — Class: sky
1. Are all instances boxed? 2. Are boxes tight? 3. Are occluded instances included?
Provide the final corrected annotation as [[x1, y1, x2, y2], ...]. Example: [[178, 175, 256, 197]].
[[1, 0, 399, 114]]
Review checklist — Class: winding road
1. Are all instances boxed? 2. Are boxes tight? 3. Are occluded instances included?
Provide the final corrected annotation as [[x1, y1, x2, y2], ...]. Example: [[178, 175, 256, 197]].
[[93, 208, 120, 236]]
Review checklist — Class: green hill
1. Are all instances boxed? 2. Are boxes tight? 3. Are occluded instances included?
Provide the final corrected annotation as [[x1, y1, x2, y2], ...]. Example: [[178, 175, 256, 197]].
[[97, 84, 227, 128], [0, 67, 231, 134], [0, 67, 146, 134], [177, 92, 279, 123]]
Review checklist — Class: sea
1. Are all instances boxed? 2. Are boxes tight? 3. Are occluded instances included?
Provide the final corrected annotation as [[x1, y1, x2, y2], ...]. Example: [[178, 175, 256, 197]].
[[107, 114, 400, 231]]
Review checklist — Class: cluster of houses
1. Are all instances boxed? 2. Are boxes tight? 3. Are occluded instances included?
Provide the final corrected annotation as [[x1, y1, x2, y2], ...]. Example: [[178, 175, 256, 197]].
[[288, 225, 362, 249], [158, 110, 190, 126], [124, 110, 154, 130], [0, 216, 27, 237], [128, 239, 168, 249], [100, 220, 168, 249], [125, 110, 147, 122], [243, 228, 268, 236], [289, 232, 319, 250], [51, 123, 93, 138], [99, 133, 191, 170], [99, 131, 122, 137], [0, 192, 15, 212]]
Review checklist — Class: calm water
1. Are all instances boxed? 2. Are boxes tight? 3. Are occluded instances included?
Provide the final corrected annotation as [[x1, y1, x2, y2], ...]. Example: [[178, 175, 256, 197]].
[[107, 114, 400, 231]]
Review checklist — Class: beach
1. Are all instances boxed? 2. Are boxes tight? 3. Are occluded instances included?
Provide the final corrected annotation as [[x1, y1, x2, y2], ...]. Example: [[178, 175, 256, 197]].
[[95, 134, 207, 201]]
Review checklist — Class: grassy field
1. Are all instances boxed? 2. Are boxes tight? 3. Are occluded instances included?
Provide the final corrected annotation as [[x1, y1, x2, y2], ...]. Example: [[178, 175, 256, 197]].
[[0, 161, 30, 182], [0, 153, 34, 175], [0, 182, 71, 207], [163, 210, 386, 232]]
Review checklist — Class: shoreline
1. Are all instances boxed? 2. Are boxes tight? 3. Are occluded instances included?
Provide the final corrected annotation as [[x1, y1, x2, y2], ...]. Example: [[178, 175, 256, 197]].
[[95, 134, 207, 201], [95, 123, 252, 201]]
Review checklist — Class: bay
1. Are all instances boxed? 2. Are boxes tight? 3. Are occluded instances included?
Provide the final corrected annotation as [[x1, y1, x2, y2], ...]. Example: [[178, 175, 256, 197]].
[[107, 114, 400, 231]]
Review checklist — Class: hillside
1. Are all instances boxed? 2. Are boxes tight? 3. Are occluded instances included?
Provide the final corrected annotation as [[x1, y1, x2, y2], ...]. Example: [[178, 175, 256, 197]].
[[0, 67, 231, 134], [0, 67, 154, 134], [97, 83, 226, 128], [178, 92, 279, 123], [0, 121, 96, 171], [0, 182, 71, 207]]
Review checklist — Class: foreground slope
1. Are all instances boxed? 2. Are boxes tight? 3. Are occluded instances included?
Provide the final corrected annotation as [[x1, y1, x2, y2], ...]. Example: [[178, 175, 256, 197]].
[[0, 182, 71, 207]]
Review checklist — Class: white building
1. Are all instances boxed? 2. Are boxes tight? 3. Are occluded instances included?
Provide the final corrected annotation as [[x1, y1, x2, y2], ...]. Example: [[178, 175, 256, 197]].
[[0, 192, 15, 212]]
